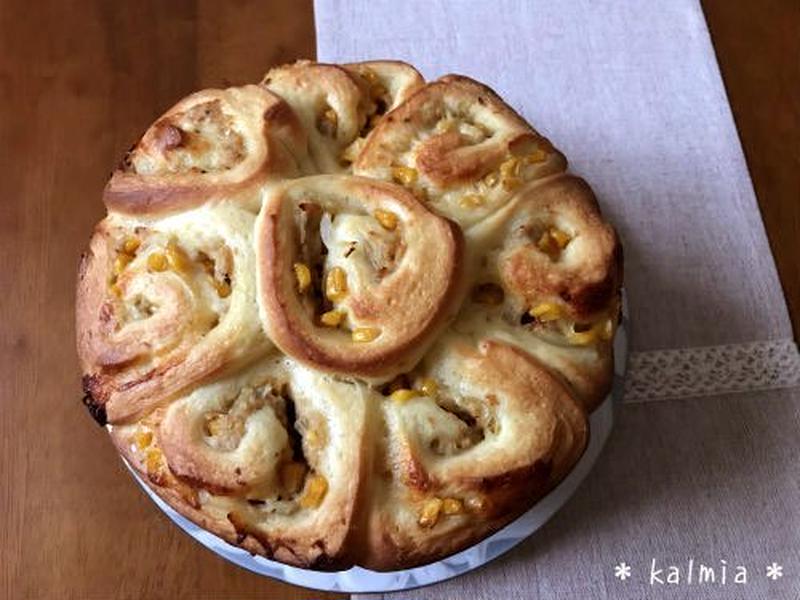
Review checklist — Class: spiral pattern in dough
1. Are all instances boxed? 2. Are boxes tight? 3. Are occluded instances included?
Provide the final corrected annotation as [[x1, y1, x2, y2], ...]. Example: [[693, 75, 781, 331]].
[[255, 174, 464, 381]]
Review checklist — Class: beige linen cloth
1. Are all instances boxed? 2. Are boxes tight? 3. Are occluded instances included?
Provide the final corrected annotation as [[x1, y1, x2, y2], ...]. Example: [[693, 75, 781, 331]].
[[315, 1, 800, 598]]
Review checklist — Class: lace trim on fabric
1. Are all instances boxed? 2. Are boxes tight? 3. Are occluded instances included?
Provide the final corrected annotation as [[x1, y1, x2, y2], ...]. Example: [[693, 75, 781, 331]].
[[623, 339, 800, 403]]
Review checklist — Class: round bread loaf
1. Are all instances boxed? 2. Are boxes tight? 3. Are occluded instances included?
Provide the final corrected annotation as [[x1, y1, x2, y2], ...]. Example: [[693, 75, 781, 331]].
[[76, 59, 622, 571]]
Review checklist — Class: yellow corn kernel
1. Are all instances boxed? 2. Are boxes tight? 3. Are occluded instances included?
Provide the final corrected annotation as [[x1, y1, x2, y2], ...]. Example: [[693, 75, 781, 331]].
[[352, 327, 381, 343], [464, 495, 487, 513], [435, 118, 458, 133], [499, 157, 520, 179], [483, 171, 499, 188], [442, 497, 464, 515], [418, 497, 443, 528], [110, 283, 122, 297], [325, 267, 348, 302], [204, 414, 225, 437], [113, 253, 133, 275], [147, 252, 168, 272], [537, 228, 570, 259], [318, 108, 338, 136], [418, 377, 438, 397], [133, 429, 153, 451], [526, 148, 549, 164], [166, 240, 190, 274], [122, 237, 141, 254], [144, 447, 162, 475], [471, 282, 505, 306], [213, 279, 232, 298], [567, 325, 599, 346], [320, 309, 345, 327], [280, 462, 308, 495], [549, 228, 571, 249], [392, 165, 418, 186], [529, 302, 563, 322], [390, 388, 420, 403], [374, 209, 399, 231], [459, 194, 484, 208], [299, 474, 329, 509], [293, 262, 312, 293]]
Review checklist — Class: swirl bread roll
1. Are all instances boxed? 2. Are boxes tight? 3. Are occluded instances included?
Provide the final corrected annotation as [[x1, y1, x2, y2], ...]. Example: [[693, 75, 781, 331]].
[[77, 59, 624, 571], [105, 85, 309, 215], [77, 203, 270, 423], [262, 60, 424, 173], [457, 175, 622, 411], [112, 357, 371, 569], [255, 174, 465, 381], [363, 336, 587, 570], [354, 75, 567, 228]]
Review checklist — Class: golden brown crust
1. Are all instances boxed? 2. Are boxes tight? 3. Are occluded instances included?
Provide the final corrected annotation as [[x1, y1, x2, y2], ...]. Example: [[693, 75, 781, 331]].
[[111, 357, 373, 569], [255, 174, 465, 381], [354, 74, 567, 227], [104, 85, 308, 215], [362, 337, 588, 570], [262, 60, 425, 173], [77, 59, 623, 571], [76, 204, 271, 423]]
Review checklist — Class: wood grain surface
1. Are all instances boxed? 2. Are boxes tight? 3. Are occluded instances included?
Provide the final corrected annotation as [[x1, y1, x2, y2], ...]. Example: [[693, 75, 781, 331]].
[[0, 1, 796, 599]]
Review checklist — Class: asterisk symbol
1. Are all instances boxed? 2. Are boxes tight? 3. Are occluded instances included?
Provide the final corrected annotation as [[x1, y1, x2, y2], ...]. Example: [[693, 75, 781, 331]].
[[614, 562, 632, 581], [766, 562, 783, 580]]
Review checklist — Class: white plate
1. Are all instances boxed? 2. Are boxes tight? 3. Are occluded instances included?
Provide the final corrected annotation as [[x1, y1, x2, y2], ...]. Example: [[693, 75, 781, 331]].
[[124, 304, 628, 593]]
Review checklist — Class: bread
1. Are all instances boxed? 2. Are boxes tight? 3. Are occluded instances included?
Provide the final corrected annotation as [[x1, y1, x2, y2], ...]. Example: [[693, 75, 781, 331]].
[[76, 60, 622, 571]]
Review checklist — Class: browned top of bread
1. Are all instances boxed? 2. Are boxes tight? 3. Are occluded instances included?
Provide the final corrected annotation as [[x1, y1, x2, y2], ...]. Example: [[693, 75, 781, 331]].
[[76, 60, 622, 571]]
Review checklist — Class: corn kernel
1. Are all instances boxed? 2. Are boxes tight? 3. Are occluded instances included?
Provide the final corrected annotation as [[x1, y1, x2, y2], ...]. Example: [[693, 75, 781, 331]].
[[325, 267, 348, 302], [204, 413, 227, 437], [442, 498, 464, 515], [147, 252, 168, 272], [122, 237, 141, 254], [166, 240, 190, 273], [113, 253, 133, 275], [299, 474, 328, 509], [526, 148, 549, 164], [320, 309, 345, 327], [537, 228, 570, 259], [293, 262, 311, 293], [483, 171, 499, 187], [134, 429, 153, 451], [459, 194, 484, 208], [567, 325, 598, 346], [418, 497, 443, 528], [500, 157, 520, 179], [280, 462, 308, 495], [110, 283, 122, 297], [374, 209, 399, 231], [392, 165, 418, 186], [213, 279, 232, 298], [471, 282, 505, 306], [549, 228, 571, 249], [352, 327, 381, 343], [418, 377, 438, 397], [390, 388, 420, 403], [529, 302, 563, 322], [144, 447, 162, 475], [318, 108, 338, 136]]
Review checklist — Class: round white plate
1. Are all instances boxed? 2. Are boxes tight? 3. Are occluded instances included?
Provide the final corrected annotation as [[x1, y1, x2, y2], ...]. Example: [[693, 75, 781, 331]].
[[125, 306, 628, 593]]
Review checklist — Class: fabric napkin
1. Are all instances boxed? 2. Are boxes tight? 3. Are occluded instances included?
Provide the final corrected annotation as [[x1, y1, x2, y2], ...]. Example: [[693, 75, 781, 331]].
[[315, 1, 800, 598]]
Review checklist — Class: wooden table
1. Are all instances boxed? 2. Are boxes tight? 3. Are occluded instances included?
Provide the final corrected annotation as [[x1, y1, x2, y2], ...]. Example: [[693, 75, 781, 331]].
[[1, 1, 796, 598]]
